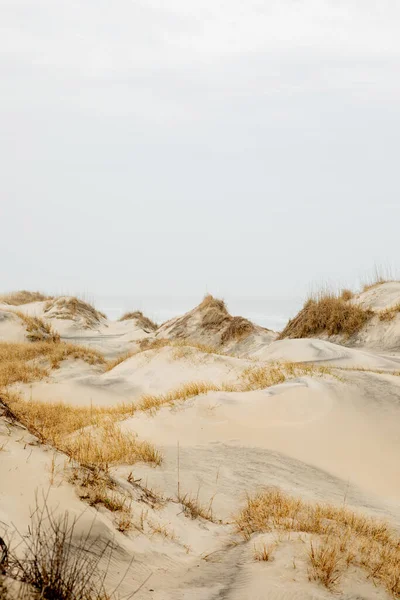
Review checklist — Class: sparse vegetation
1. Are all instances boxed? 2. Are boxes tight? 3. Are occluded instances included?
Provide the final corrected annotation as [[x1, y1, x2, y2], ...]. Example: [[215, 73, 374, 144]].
[[235, 487, 400, 596], [15, 312, 60, 343], [0, 291, 52, 305], [4, 496, 121, 600], [138, 338, 226, 356], [254, 542, 275, 562], [361, 265, 397, 292], [104, 351, 137, 372], [279, 294, 373, 340], [118, 311, 158, 331], [44, 297, 106, 328], [136, 381, 231, 413], [177, 491, 216, 522]]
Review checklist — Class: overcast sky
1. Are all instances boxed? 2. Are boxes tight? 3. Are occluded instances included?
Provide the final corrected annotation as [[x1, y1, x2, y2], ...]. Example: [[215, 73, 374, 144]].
[[1, 1, 399, 310]]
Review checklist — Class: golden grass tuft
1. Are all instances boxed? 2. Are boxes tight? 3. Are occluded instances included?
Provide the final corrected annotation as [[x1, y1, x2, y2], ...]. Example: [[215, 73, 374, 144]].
[[14, 312, 60, 343], [235, 488, 400, 596], [340, 289, 354, 301], [378, 302, 400, 322], [44, 297, 106, 328], [177, 491, 216, 522], [63, 421, 162, 469], [279, 294, 373, 340], [199, 294, 228, 313], [118, 311, 158, 331], [137, 381, 230, 413], [0, 290, 52, 305], [308, 537, 348, 590], [104, 351, 137, 372], [254, 542, 275, 562]]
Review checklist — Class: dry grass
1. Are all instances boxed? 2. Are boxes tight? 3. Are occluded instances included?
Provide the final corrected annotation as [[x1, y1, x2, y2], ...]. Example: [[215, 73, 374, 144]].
[[379, 303, 400, 322], [1, 391, 159, 469], [220, 316, 255, 344], [199, 295, 228, 312], [254, 542, 275, 562], [279, 294, 373, 340], [148, 520, 177, 541], [308, 537, 347, 590], [362, 266, 397, 292], [200, 296, 255, 344], [44, 297, 106, 328], [239, 362, 332, 391], [104, 351, 137, 372], [136, 362, 333, 414], [235, 488, 400, 596], [0, 291, 52, 305], [136, 381, 231, 413], [4, 495, 121, 600], [63, 421, 162, 469], [118, 311, 158, 331], [14, 312, 60, 343], [340, 289, 354, 301], [177, 491, 216, 522], [0, 341, 105, 388], [139, 338, 226, 356]]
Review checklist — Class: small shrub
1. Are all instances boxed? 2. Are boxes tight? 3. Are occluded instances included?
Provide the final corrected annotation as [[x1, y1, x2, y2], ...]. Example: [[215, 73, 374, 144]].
[[6, 496, 119, 600]]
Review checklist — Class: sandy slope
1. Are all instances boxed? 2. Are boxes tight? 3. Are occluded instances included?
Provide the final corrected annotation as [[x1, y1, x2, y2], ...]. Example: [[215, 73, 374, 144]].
[[1, 291, 400, 599]]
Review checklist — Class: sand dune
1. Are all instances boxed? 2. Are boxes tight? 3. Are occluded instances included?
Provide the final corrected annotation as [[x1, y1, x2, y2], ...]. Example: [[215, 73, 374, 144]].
[[1, 287, 400, 599]]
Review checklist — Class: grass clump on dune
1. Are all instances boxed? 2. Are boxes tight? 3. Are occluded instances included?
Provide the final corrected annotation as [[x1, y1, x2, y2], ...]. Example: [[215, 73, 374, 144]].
[[0, 290, 52, 305], [0, 341, 105, 388], [1, 391, 159, 468], [378, 303, 400, 322], [200, 295, 256, 343], [235, 487, 400, 595], [279, 294, 373, 340], [44, 297, 106, 328], [118, 311, 158, 331], [14, 312, 60, 343]]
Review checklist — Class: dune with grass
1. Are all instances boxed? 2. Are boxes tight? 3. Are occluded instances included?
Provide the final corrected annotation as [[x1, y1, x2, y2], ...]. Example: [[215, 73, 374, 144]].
[[279, 281, 400, 352], [1, 285, 400, 600]]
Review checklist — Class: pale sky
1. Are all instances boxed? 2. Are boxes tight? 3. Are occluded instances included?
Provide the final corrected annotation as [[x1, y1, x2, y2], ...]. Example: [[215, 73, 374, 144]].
[[1, 1, 399, 314]]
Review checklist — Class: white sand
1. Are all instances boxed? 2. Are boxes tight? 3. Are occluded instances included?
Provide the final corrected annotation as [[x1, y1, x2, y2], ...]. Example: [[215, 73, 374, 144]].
[[1, 288, 400, 599]]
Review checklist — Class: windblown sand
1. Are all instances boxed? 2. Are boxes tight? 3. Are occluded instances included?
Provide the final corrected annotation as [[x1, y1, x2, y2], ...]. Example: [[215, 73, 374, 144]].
[[1, 288, 400, 599]]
